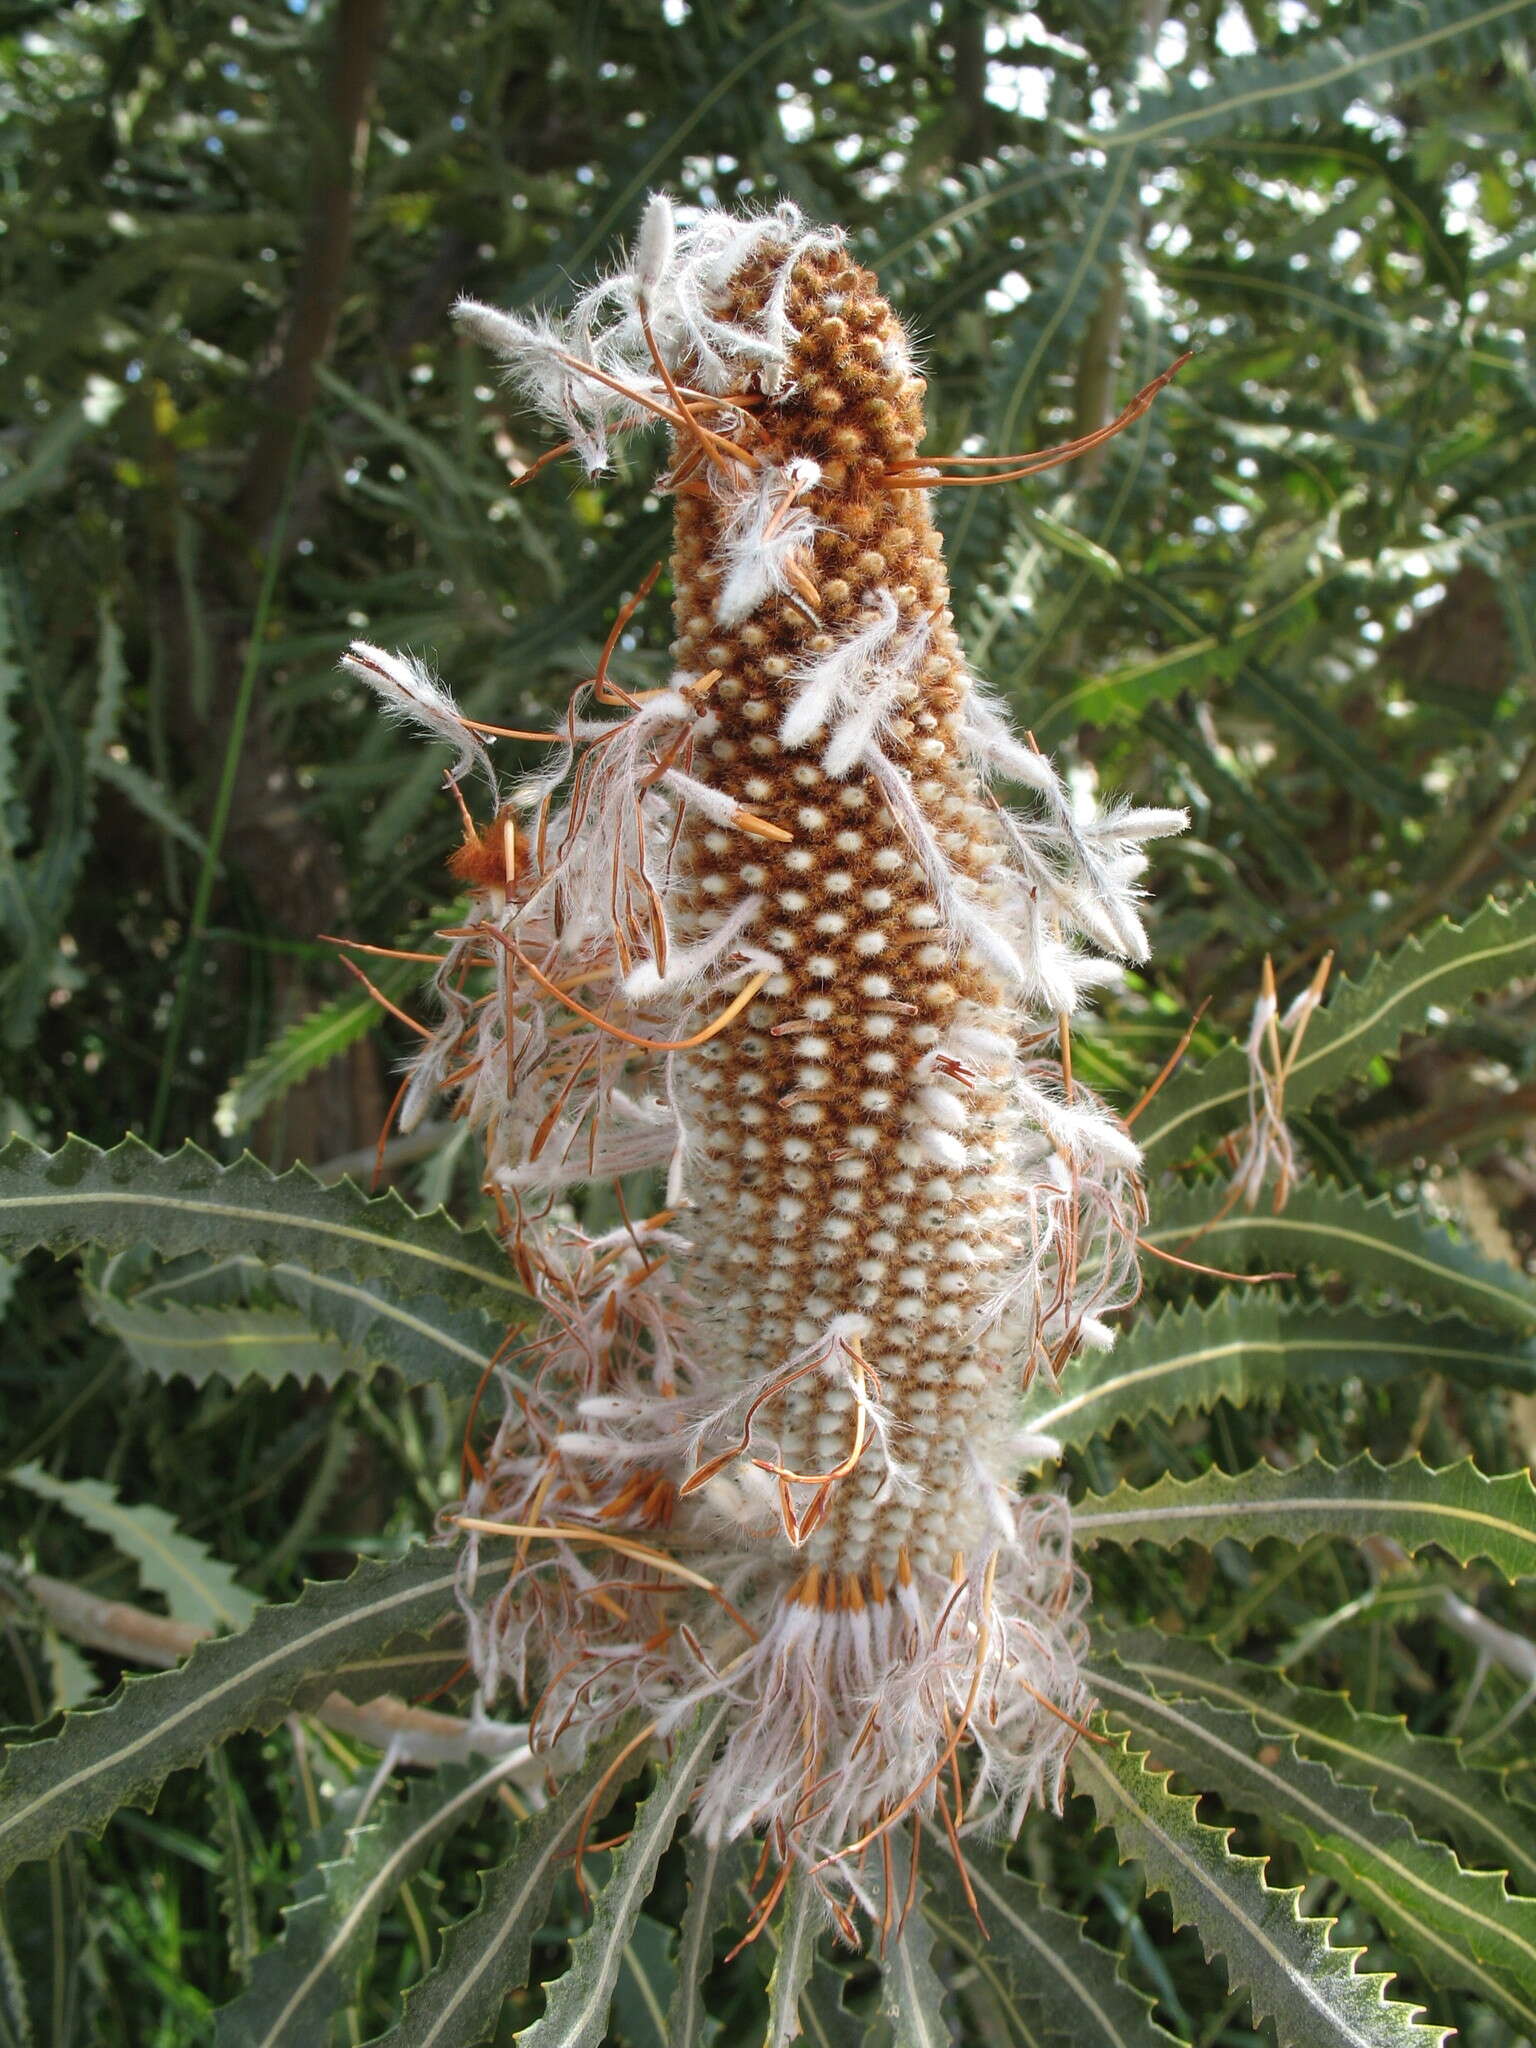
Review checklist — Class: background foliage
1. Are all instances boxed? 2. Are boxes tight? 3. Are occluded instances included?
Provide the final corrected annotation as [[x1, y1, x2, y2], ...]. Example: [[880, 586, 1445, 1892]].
[[2, 0, 1535, 2040]]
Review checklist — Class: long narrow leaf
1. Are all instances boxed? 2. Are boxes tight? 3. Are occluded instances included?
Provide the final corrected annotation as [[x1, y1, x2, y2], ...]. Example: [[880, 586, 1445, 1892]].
[[0, 1135, 524, 1317], [665, 1835, 752, 2048], [517, 1706, 730, 2048], [87, 1256, 501, 1400], [1071, 1730, 1448, 2048], [215, 1750, 534, 2048], [613, 1913, 676, 2048], [1137, 890, 1536, 1170], [1074, 1453, 1536, 1581], [1020, 1297, 1536, 1450], [880, 1893, 955, 2048], [9, 1464, 256, 1634], [920, 1909, 1052, 2048], [85, 1290, 368, 1392], [365, 1728, 649, 2048], [1141, 1179, 1536, 1332], [1086, 1660, 1536, 2030], [922, 1833, 1172, 2047], [0, 1544, 475, 1879], [1098, 1627, 1536, 1895], [763, 1864, 821, 2048], [216, 985, 404, 1138]]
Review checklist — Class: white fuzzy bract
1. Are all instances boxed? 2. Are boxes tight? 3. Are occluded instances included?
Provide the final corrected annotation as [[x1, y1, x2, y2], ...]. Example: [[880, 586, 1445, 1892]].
[[713, 459, 821, 626], [341, 642, 497, 793], [454, 197, 842, 473]]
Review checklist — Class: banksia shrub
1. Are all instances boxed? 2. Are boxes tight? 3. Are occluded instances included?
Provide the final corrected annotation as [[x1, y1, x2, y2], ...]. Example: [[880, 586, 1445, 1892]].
[[10, 12, 1536, 2037], [344, 196, 1185, 1909]]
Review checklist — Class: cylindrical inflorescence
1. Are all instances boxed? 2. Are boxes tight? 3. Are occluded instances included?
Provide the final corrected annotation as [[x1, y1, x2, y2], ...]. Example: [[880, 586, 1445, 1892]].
[[343, 197, 1183, 1901]]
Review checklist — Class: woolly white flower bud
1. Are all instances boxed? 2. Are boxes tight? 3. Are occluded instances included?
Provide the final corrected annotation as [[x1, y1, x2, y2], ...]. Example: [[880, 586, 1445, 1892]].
[[339, 642, 494, 791], [634, 191, 676, 300]]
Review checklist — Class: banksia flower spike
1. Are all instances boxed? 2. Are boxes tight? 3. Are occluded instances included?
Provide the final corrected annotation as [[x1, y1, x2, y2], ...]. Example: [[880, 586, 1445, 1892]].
[[341, 196, 1186, 1916]]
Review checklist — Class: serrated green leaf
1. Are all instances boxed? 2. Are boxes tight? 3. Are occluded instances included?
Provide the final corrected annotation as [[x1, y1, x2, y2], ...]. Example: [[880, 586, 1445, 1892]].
[[362, 1727, 649, 2048], [85, 1290, 366, 1391], [9, 1464, 256, 1634], [1098, 1627, 1536, 1896], [666, 1834, 752, 2048], [83, 603, 123, 766], [921, 1833, 1172, 2048], [0, 1903, 33, 2048], [1075, 1453, 1536, 1581], [204, 1747, 259, 1982], [1138, 891, 1536, 1170], [87, 1249, 502, 1400], [215, 1747, 535, 2048], [0, 1134, 525, 1318], [1020, 1298, 1536, 1450], [1141, 1178, 1536, 1332], [0, 1544, 475, 1880], [40, 1638, 96, 1714], [1036, 575, 1330, 740], [1234, 658, 1421, 822], [763, 1864, 820, 2048], [91, 751, 209, 857], [797, 1952, 865, 2048], [868, 1838, 954, 2048], [1085, 1658, 1536, 2029], [516, 1706, 729, 2048], [0, 400, 101, 517], [1071, 1729, 1448, 2048], [216, 984, 405, 1139], [879, 1895, 953, 2048]]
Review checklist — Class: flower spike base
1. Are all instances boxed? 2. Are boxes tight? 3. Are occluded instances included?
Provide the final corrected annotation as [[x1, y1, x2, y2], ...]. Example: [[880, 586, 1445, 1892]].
[[342, 196, 1184, 1917]]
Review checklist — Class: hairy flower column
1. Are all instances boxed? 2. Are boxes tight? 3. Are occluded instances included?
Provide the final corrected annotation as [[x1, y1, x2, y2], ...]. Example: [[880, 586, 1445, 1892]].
[[344, 198, 1184, 1900], [674, 250, 1108, 1573]]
